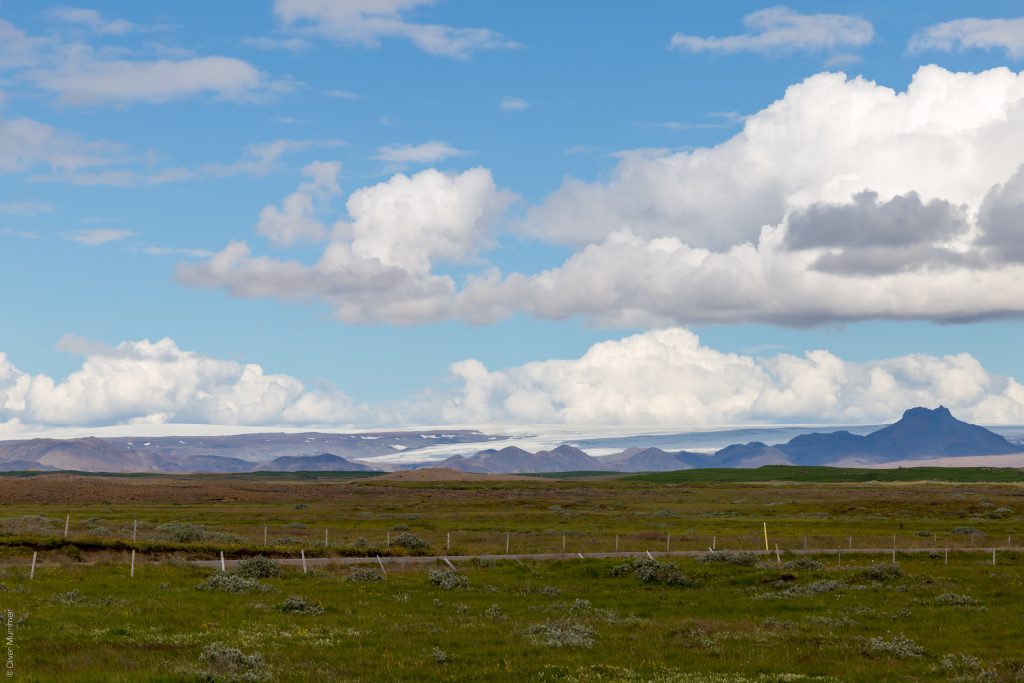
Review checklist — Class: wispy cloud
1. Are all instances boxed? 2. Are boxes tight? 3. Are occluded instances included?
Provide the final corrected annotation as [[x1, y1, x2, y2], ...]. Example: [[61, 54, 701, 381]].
[[670, 7, 873, 55], [499, 96, 528, 112], [241, 36, 311, 52], [324, 89, 362, 100], [273, 0, 520, 59], [910, 17, 1024, 58], [47, 7, 140, 36], [0, 201, 54, 216], [372, 141, 471, 165], [63, 228, 136, 245]]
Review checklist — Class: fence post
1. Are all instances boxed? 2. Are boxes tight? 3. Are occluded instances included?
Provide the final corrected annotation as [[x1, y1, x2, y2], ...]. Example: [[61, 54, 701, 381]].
[[667, 533, 671, 553], [945, 548, 948, 565], [446, 531, 450, 551], [615, 535, 619, 552], [301, 549, 307, 574], [64, 514, 70, 540], [387, 531, 390, 549], [992, 548, 996, 566], [892, 534, 896, 564], [775, 543, 781, 564], [506, 532, 510, 554], [220, 551, 226, 572], [30, 551, 37, 580], [763, 522, 769, 552], [130, 549, 136, 578], [713, 535, 716, 551], [562, 535, 566, 553], [325, 529, 329, 548], [376, 555, 386, 574]]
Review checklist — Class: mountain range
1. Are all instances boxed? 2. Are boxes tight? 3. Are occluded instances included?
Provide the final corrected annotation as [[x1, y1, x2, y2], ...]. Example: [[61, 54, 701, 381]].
[[0, 431, 491, 473], [0, 407, 1019, 474], [437, 407, 1024, 473]]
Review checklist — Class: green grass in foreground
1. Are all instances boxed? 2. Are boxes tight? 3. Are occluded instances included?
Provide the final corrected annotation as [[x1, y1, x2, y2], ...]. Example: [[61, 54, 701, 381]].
[[0, 475, 1023, 679], [1, 553, 1022, 682], [626, 465, 1024, 484]]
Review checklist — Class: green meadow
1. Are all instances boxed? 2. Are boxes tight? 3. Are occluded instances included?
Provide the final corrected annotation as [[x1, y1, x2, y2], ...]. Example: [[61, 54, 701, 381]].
[[0, 471, 1021, 681]]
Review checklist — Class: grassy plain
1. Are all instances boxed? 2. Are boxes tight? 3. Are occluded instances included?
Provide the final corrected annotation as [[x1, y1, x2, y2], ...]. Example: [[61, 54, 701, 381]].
[[0, 471, 1022, 681]]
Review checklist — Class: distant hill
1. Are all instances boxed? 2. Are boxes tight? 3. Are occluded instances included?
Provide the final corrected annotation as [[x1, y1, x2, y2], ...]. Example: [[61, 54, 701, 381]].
[[599, 447, 710, 471], [0, 430, 496, 473], [256, 453, 371, 472], [441, 445, 607, 474], [774, 406, 1021, 465], [714, 442, 794, 468]]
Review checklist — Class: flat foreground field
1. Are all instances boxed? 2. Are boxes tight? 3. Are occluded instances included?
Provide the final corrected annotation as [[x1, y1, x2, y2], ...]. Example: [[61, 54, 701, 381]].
[[0, 472, 1022, 681]]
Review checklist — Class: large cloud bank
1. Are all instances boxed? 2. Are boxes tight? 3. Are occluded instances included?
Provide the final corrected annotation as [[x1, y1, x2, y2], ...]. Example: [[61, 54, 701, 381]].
[[438, 328, 1024, 426], [182, 65, 1024, 327], [3, 330, 1023, 432], [0, 337, 364, 432]]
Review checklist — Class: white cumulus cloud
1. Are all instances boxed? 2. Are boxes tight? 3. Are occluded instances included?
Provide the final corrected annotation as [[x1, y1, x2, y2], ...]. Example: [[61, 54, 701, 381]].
[[180, 167, 515, 323], [182, 65, 1024, 328], [256, 160, 342, 246], [0, 337, 364, 429], [438, 328, 1024, 426]]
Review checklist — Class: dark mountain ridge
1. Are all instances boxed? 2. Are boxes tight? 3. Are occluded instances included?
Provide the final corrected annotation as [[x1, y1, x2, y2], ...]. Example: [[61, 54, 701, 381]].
[[441, 406, 1023, 473]]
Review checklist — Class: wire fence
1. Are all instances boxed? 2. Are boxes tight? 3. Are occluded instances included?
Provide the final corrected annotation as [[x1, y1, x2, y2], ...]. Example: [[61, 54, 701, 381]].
[[0, 514, 1017, 557]]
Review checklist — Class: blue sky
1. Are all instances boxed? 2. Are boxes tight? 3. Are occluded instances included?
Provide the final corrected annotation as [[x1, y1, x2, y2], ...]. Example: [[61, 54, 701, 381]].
[[3, 1, 1024, 430]]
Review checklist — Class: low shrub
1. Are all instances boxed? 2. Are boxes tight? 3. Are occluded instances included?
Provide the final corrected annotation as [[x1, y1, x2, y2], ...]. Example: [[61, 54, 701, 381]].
[[858, 563, 903, 581], [196, 573, 268, 594], [952, 526, 982, 536], [277, 595, 324, 615], [157, 522, 242, 545], [610, 557, 694, 586], [936, 653, 997, 680], [935, 593, 978, 607], [698, 551, 759, 566], [269, 536, 303, 547], [235, 556, 282, 579], [483, 604, 507, 620], [867, 634, 925, 659], [761, 579, 843, 599], [429, 569, 469, 590], [782, 558, 823, 571], [199, 642, 270, 681], [391, 532, 431, 550], [526, 620, 595, 648], [345, 568, 384, 583]]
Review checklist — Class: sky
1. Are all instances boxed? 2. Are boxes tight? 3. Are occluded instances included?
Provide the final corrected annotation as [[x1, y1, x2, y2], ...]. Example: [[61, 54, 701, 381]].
[[3, 0, 1024, 432]]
